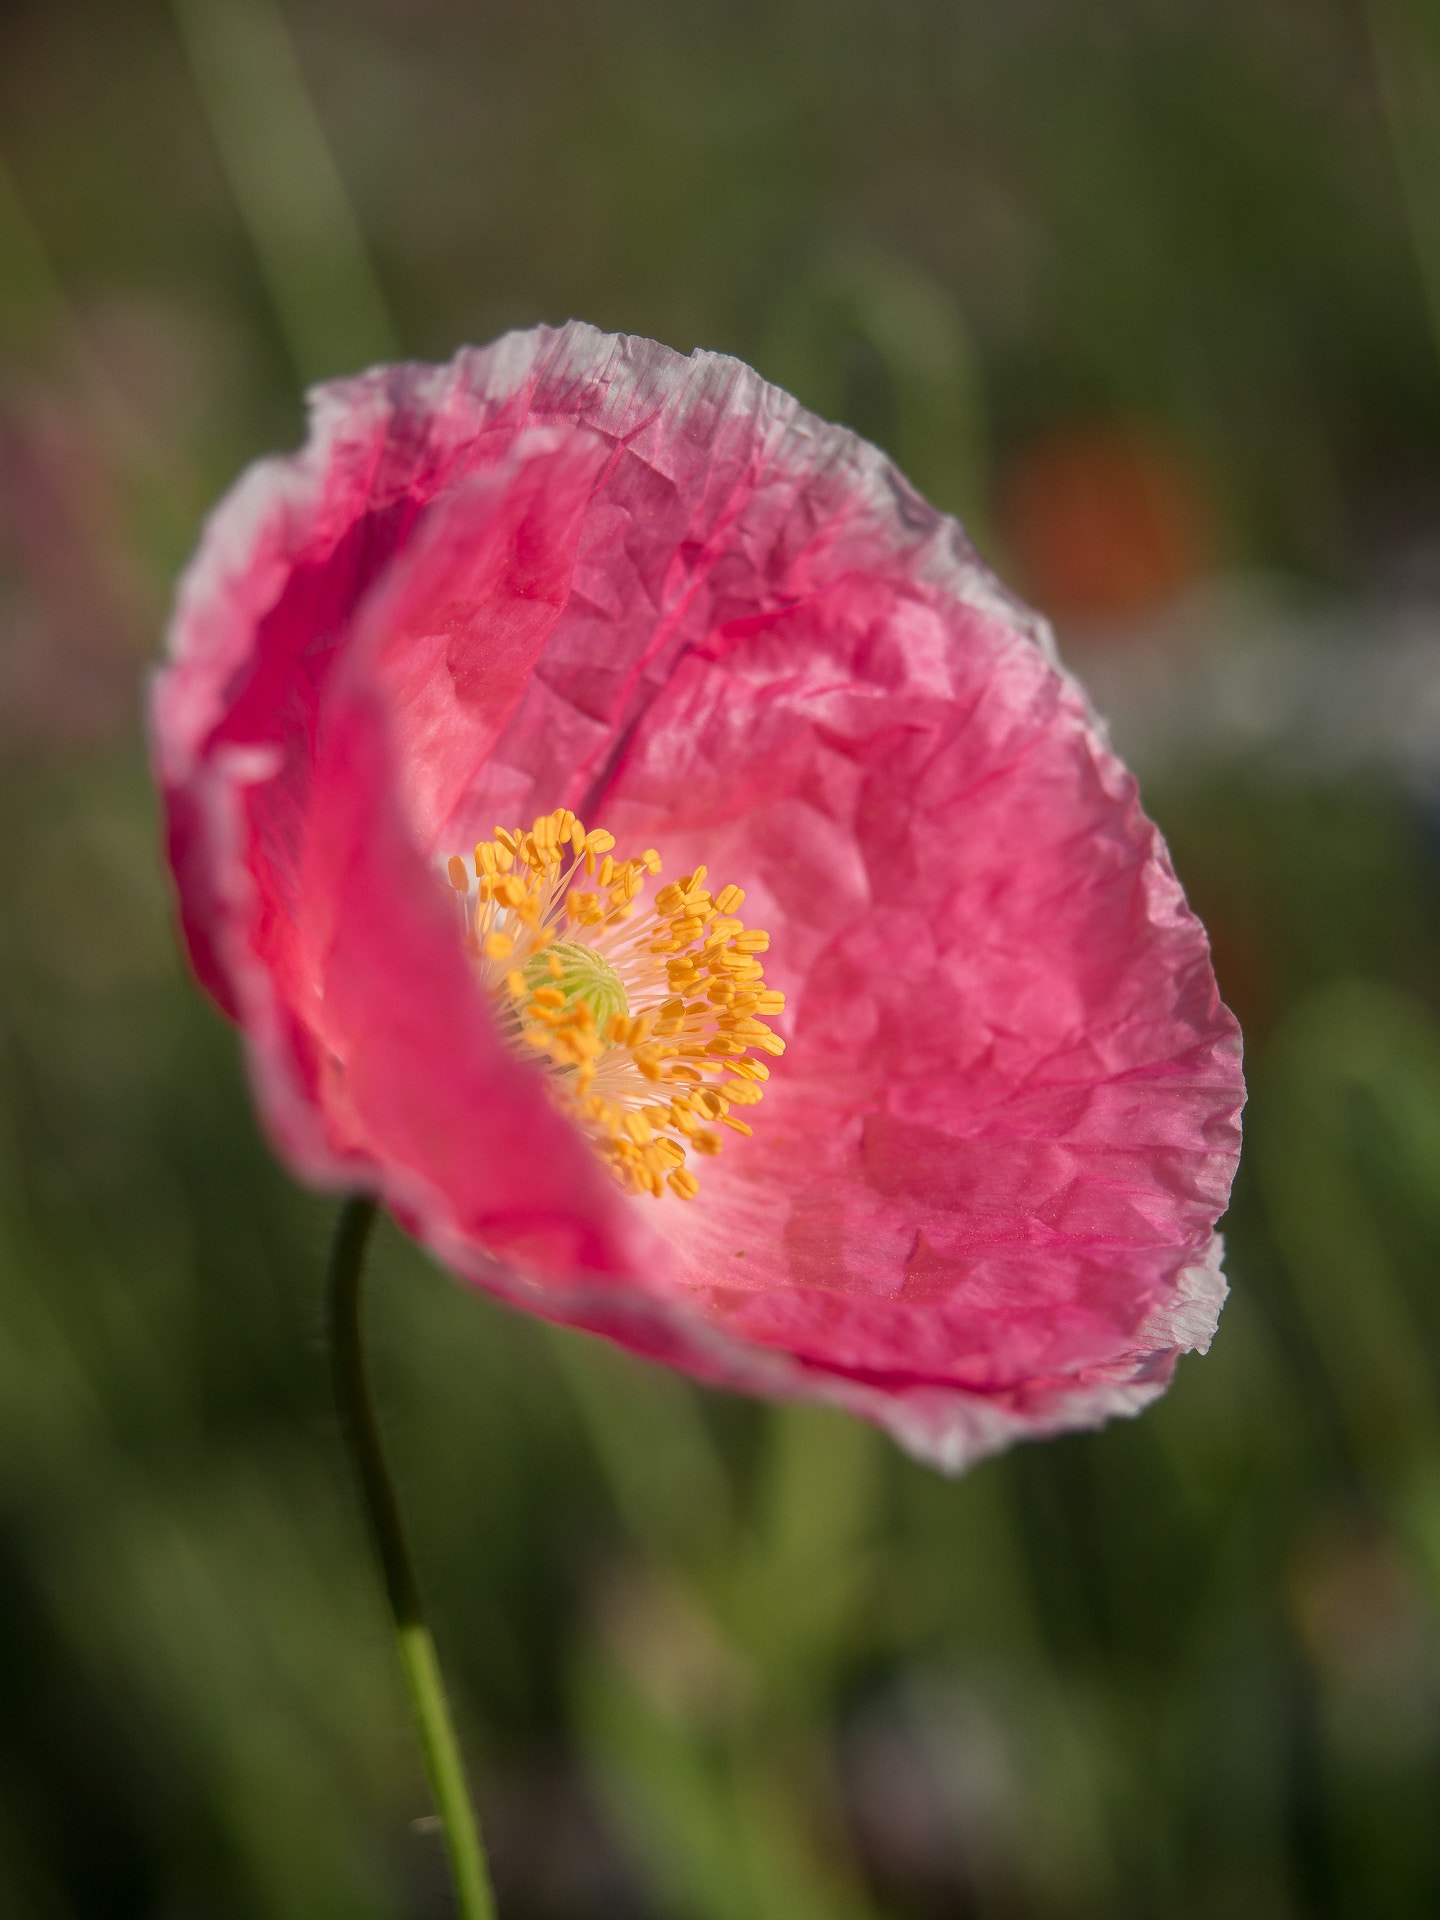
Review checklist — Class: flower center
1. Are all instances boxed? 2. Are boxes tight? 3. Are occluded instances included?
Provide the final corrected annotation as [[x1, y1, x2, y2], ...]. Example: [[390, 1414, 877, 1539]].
[[523, 941, 629, 1040], [446, 809, 783, 1202]]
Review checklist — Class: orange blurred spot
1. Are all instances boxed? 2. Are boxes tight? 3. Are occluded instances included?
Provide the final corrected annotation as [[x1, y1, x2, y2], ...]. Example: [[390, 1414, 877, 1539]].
[[998, 424, 1213, 626]]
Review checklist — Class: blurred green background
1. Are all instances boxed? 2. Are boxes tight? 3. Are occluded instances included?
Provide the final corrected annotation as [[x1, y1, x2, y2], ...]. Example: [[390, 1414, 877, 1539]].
[[5, 1, 1440, 1913]]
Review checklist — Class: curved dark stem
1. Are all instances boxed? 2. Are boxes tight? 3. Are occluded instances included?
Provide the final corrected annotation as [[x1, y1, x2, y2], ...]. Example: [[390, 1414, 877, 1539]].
[[327, 1195, 497, 1920]]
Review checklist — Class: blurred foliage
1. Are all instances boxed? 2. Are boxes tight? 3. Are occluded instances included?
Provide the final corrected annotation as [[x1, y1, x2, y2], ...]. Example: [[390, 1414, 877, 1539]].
[[4, 0, 1440, 1915]]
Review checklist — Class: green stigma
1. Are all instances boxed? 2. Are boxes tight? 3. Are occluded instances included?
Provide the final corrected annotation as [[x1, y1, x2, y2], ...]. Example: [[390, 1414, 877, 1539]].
[[524, 941, 629, 1040]]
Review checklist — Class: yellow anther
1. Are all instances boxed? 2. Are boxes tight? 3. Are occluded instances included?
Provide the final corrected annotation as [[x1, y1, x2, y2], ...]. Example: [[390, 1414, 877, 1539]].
[[447, 856, 468, 891], [719, 1015, 769, 1038], [722, 1078, 763, 1105], [447, 818, 775, 1205]]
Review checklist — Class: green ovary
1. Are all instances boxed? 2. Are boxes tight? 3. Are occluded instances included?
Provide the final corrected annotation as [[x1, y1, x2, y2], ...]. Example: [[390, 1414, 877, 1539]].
[[524, 941, 629, 1039]]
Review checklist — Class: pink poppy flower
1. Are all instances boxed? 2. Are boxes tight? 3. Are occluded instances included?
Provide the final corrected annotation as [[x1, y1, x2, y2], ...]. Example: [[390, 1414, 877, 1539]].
[[152, 322, 1243, 1472]]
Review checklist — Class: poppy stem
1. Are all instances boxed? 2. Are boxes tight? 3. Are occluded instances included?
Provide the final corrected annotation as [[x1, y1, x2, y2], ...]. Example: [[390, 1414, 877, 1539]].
[[326, 1195, 498, 1920]]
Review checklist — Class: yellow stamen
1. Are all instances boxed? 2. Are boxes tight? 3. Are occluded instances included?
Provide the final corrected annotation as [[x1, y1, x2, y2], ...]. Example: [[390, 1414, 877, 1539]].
[[447, 806, 781, 1203]]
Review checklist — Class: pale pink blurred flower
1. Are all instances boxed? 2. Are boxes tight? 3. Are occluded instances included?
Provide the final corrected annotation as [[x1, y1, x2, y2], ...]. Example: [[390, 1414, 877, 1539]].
[[0, 384, 150, 749]]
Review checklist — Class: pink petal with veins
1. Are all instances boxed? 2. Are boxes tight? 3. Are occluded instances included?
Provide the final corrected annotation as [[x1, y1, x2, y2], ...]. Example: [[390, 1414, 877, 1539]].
[[153, 323, 1243, 1471]]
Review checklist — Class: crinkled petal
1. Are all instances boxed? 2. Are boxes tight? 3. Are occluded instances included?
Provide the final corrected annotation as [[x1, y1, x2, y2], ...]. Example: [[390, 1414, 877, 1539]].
[[153, 322, 1243, 1471]]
